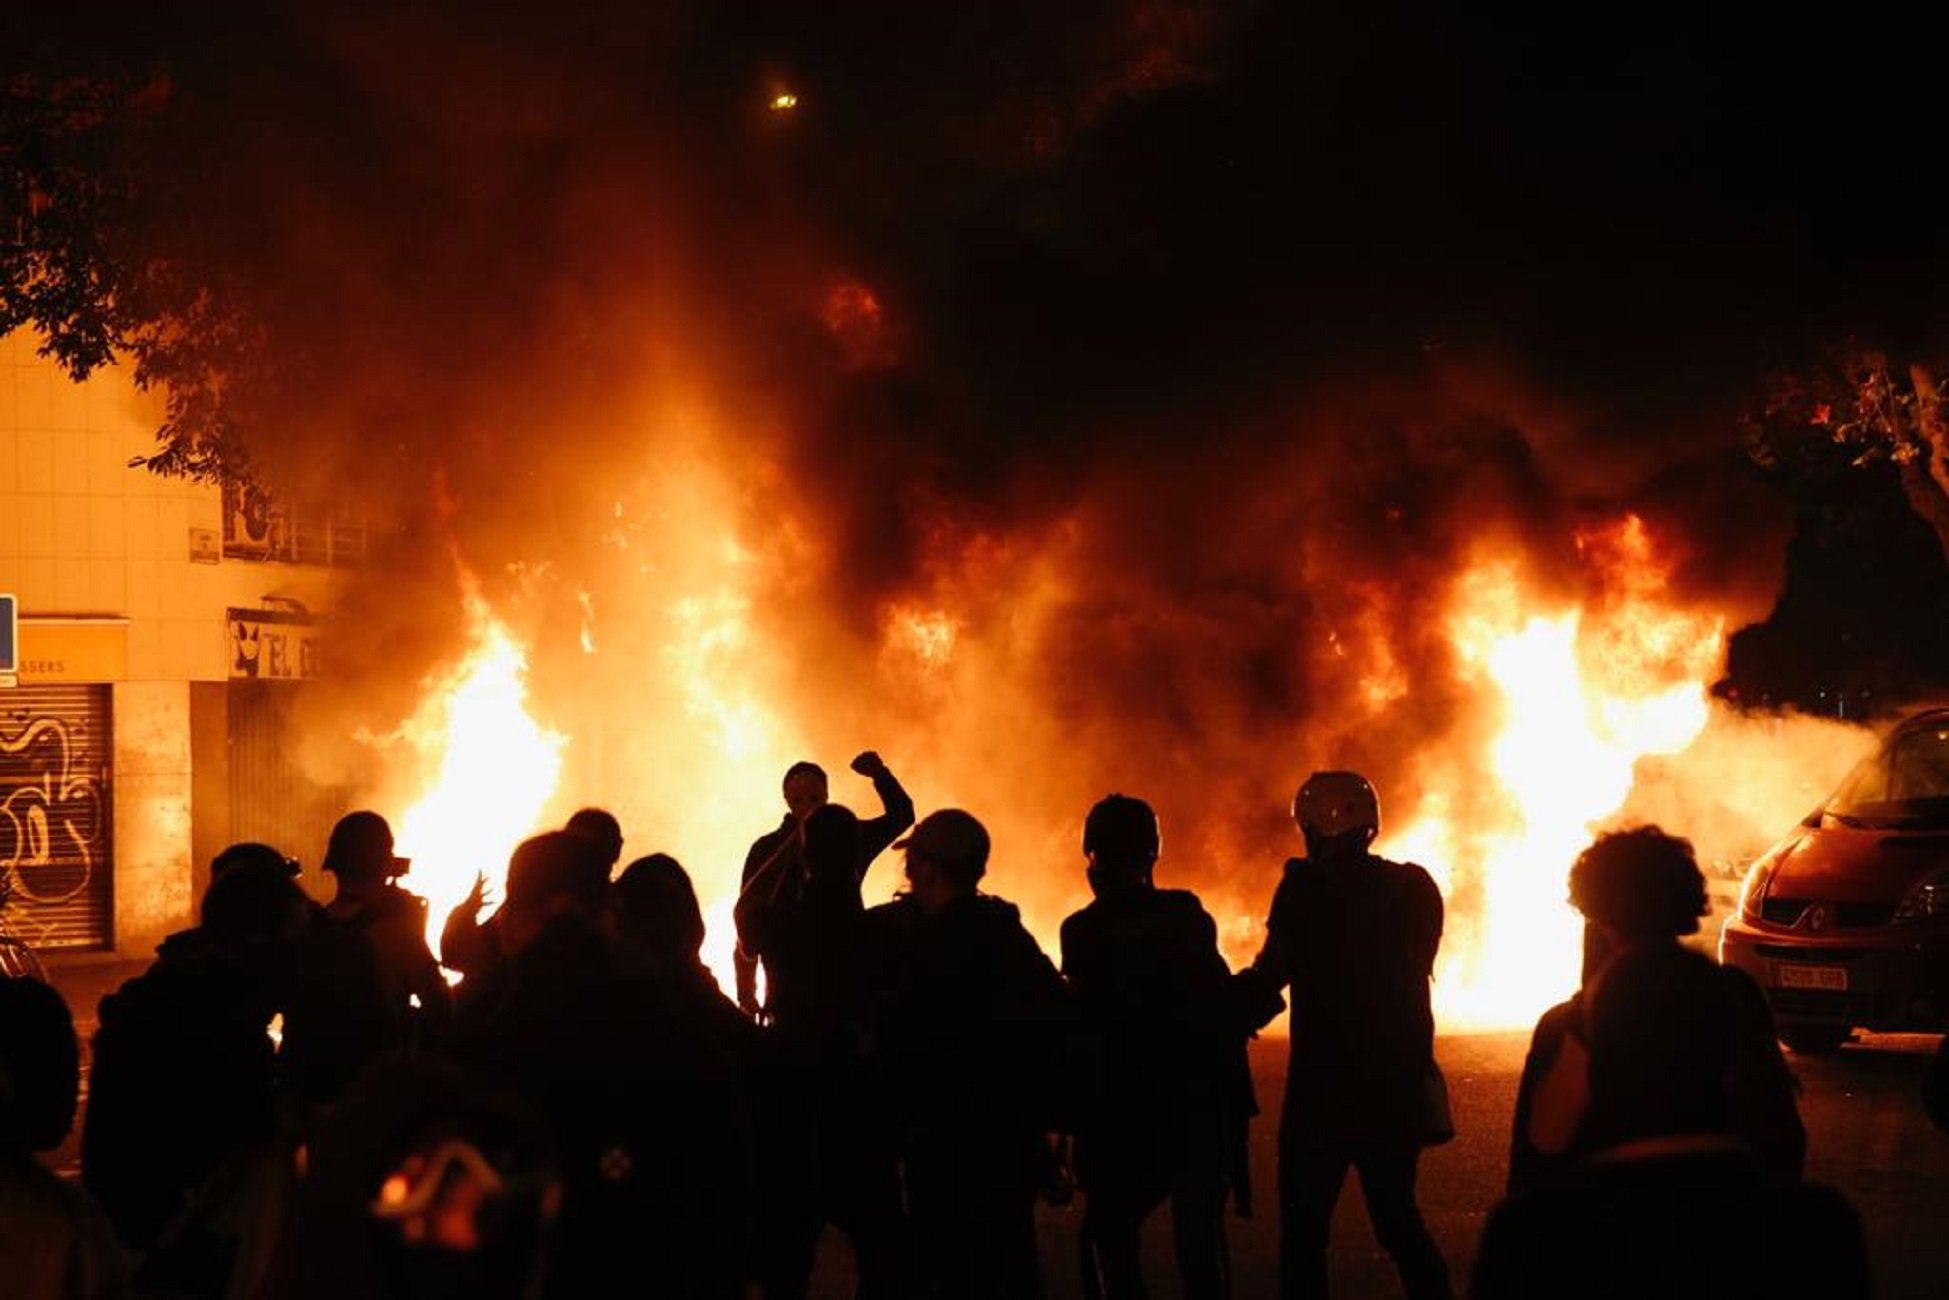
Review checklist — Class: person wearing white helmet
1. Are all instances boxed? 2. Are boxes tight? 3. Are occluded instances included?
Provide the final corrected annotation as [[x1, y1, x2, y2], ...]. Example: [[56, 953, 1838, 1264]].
[[1240, 771, 1452, 1300]]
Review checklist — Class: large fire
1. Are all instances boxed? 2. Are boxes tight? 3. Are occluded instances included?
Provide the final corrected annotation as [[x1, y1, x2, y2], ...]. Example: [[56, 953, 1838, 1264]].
[[376, 587, 566, 957], [386, 506, 1739, 1031], [1390, 517, 1726, 1026]]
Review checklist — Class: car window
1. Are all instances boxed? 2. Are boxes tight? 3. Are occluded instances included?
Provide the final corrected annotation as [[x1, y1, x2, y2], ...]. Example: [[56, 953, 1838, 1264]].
[[1828, 726, 1949, 827]]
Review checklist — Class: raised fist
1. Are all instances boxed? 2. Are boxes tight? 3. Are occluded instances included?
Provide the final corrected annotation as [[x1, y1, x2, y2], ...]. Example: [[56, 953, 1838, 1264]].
[[850, 750, 888, 778]]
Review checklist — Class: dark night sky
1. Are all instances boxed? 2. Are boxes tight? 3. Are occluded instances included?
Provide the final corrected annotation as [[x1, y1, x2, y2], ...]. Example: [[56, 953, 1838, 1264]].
[[760, 3, 1949, 427], [18, 1, 1949, 467]]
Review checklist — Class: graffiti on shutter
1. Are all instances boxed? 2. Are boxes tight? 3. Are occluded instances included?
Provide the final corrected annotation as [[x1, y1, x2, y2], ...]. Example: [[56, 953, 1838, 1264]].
[[0, 686, 113, 948]]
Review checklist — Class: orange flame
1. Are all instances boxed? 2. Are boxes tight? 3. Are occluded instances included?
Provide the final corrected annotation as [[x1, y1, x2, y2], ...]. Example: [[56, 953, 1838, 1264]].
[[384, 589, 566, 956], [385, 505, 1729, 1033], [1393, 517, 1726, 1027]]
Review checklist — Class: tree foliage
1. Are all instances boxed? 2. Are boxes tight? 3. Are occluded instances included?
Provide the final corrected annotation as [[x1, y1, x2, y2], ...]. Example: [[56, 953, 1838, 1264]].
[[4, 28, 263, 482], [1747, 347, 1949, 563]]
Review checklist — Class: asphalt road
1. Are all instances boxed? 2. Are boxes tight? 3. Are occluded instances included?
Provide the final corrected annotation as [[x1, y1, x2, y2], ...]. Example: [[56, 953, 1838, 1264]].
[[43, 957, 1949, 1297], [817, 1029, 1949, 1299]]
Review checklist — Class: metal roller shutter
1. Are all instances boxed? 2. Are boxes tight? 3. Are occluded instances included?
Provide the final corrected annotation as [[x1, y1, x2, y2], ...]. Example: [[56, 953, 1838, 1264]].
[[228, 681, 352, 879], [0, 685, 113, 949]]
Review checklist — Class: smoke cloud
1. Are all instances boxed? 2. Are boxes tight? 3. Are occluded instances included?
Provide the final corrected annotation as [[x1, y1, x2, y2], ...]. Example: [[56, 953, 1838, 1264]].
[[14, 1, 1946, 992]]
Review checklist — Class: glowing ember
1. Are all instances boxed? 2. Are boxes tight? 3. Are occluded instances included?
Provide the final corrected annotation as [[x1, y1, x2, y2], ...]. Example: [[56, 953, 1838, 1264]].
[[768, 91, 799, 113], [386, 590, 567, 957]]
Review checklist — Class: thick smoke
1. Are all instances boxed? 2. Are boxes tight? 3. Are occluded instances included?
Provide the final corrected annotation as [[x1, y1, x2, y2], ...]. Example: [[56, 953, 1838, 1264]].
[[16, 3, 1948, 979]]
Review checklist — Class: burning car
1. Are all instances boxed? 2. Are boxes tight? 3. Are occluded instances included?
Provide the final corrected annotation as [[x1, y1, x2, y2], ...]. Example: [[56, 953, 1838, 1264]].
[[1720, 707, 1949, 1052]]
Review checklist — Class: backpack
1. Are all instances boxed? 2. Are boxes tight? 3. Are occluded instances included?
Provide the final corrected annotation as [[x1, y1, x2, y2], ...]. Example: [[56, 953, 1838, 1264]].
[[280, 904, 411, 1103]]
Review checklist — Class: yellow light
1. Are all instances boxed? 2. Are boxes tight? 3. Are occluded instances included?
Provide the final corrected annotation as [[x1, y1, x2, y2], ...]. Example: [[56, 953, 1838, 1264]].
[[388, 590, 567, 958], [1384, 533, 1727, 1030], [769, 92, 799, 112], [379, 1173, 411, 1207]]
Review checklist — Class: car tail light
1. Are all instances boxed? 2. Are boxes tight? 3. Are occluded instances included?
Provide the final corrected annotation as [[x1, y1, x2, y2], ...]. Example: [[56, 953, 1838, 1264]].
[[1893, 870, 1949, 924]]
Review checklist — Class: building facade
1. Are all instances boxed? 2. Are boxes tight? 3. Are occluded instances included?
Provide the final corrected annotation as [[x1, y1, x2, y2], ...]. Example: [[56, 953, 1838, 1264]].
[[0, 329, 347, 957]]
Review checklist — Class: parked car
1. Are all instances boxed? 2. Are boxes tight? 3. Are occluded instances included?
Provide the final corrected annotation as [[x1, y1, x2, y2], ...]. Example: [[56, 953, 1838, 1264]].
[[1720, 706, 1949, 1052]]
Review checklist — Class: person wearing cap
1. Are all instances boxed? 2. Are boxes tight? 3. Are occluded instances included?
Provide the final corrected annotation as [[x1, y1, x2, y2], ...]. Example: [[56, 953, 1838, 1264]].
[[1507, 826, 1804, 1195], [1239, 771, 1451, 1300], [734, 751, 914, 1021], [211, 841, 303, 882], [863, 808, 1071, 1298], [1060, 794, 1251, 1300], [279, 811, 449, 1108]]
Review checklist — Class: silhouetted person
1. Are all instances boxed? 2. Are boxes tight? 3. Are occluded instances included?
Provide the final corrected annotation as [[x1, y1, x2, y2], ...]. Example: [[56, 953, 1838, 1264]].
[[1240, 771, 1451, 1300], [1062, 795, 1250, 1300], [563, 807, 625, 880], [739, 804, 875, 1043], [83, 851, 311, 1250], [1473, 944, 1869, 1299], [163, 840, 312, 957], [0, 976, 128, 1297], [280, 811, 450, 1108], [736, 751, 914, 1020], [613, 852, 713, 993], [615, 853, 806, 1299], [1508, 827, 1803, 1195], [864, 809, 1071, 1299], [453, 832, 754, 1298], [211, 840, 302, 882], [440, 808, 622, 981], [740, 805, 910, 1298]]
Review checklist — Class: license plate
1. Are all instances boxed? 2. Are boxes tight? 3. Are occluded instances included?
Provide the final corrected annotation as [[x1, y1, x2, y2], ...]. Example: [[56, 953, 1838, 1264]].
[[1776, 963, 1848, 991]]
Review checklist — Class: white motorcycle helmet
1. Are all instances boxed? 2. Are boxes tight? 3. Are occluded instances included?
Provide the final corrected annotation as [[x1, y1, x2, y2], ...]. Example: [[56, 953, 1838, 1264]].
[[1293, 770, 1380, 845]]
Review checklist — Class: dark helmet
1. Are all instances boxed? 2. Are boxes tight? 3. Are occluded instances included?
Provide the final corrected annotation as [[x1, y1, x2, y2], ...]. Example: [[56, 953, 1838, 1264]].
[[201, 863, 311, 946], [212, 841, 299, 879], [324, 811, 403, 882], [1083, 794, 1160, 865]]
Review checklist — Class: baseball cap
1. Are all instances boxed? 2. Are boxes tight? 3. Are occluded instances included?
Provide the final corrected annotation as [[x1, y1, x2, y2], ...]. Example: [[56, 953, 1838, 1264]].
[[893, 809, 991, 880]]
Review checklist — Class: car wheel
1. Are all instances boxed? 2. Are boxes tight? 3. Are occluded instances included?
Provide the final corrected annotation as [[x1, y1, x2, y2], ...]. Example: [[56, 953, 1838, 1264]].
[[1779, 1022, 1851, 1054]]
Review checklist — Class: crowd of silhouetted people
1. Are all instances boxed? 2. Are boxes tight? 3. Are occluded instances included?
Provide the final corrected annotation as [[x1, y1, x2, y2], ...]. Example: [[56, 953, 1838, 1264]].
[[0, 756, 1884, 1298]]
